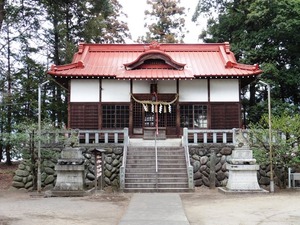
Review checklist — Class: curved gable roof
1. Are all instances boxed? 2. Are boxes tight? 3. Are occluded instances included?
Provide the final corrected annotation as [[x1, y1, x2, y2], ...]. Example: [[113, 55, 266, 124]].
[[124, 42, 185, 70], [48, 42, 262, 88]]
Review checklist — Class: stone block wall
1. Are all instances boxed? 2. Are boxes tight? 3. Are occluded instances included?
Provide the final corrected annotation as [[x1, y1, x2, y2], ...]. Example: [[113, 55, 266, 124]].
[[12, 144, 275, 191], [83, 146, 123, 189], [189, 144, 234, 187], [12, 158, 57, 191], [12, 146, 123, 191]]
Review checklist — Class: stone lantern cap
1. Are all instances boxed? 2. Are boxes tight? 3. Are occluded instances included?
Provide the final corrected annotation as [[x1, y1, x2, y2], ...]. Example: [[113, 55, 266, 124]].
[[90, 148, 106, 155]]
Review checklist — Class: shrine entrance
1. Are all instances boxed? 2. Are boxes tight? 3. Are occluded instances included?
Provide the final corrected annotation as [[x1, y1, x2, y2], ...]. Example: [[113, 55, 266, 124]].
[[131, 94, 178, 138]]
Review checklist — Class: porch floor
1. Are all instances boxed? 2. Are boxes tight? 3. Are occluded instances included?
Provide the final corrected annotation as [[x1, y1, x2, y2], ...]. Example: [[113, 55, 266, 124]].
[[128, 138, 182, 147]]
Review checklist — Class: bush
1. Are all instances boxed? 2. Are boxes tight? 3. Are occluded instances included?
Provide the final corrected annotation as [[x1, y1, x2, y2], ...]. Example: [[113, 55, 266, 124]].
[[249, 112, 300, 188]]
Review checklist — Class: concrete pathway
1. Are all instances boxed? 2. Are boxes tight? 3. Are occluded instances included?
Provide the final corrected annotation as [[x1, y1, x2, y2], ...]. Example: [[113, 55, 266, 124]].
[[118, 193, 190, 225]]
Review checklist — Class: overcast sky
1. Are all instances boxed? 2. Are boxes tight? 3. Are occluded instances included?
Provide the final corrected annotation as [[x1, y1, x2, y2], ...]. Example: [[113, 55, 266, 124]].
[[118, 0, 206, 43]]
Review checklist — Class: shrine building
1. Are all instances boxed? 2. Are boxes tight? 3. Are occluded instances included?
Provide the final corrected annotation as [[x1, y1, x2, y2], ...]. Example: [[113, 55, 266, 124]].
[[47, 41, 262, 139]]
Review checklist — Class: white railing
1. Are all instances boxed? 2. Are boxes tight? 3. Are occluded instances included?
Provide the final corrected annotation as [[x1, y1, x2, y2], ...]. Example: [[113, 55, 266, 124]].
[[77, 129, 126, 144], [182, 128, 194, 189], [42, 129, 127, 145], [182, 128, 291, 146], [155, 133, 158, 173], [120, 128, 129, 189], [184, 129, 237, 144]]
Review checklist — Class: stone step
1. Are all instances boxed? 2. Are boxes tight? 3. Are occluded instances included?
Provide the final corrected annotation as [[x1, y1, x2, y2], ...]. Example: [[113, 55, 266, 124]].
[[158, 167, 187, 172], [126, 159, 185, 164], [158, 159, 186, 163], [125, 167, 187, 173], [126, 155, 156, 159], [125, 168, 156, 173], [123, 144, 191, 192], [126, 156, 185, 160], [128, 145, 183, 149], [125, 159, 155, 164], [158, 163, 186, 168], [127, 154, 185, 158], [128, 147, 184, 150], [126, 157, 186, 165], [126, 163, 186, 169], [125, 182, 189, 189], [126, 164, 156, 168], [123, 187, 192, 193], [128, 150, 185, 153], [125, 173, 188, 178], [129, 138, 182, 147], [127, 151, 185, 156], [125, 177, 188, 183]]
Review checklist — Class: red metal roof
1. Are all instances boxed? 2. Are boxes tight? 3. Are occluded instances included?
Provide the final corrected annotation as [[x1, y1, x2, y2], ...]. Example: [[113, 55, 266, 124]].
[[48, 42, 262, 80]]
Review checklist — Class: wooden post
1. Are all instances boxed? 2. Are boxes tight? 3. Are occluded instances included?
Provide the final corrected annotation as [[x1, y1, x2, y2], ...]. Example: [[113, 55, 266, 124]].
[[94, 153, 98, 191], [91, 148, 106, 193]]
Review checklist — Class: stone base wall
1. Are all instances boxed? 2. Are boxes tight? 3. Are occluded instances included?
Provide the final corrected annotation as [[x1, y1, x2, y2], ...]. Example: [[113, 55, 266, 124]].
[[83, 146, 123, 189], [189, 144, 234, 187], [12, 144, 278, 191], [12, 146, 123, 191]]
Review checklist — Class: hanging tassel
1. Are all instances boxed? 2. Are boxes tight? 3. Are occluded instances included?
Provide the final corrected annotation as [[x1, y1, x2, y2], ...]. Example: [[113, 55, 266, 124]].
[[143, 104, 148, 112], [164, 105, 167, 113], [159, 104, 162, 113]]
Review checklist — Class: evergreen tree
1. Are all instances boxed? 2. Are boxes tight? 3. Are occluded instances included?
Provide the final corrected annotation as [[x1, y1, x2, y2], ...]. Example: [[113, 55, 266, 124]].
[[40, 0, 130, 127], [0, 1, 45, 164], [0, 0, 5, 30], [0, 0, 130, 163], [141, 0, 186, 43], [193, 0, 300, 125]]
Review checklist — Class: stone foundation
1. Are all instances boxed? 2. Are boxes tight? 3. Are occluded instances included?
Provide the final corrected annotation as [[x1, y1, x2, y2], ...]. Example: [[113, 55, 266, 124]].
[[12, 143, 276, 191], [189, 144, 234, 188], [225, 164, 261, 190], [12, 146, 123, 191]]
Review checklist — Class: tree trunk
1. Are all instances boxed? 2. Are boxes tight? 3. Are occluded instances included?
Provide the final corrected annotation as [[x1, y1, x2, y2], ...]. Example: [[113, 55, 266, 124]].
[[5, 144, 11, 165], [0, 0, 5, 30], [0, 143, 3, 162], [249, 82, 256, 107], [5, 17, 12, 165], [30, 131, 37, 190]]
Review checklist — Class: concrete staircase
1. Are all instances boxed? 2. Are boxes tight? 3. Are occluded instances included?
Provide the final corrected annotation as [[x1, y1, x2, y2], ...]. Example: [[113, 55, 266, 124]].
[[124, 139, 191, 192]]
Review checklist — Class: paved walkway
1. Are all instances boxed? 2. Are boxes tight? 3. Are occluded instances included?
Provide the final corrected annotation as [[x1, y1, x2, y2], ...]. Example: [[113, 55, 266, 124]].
[[118, 193, 190, 225]]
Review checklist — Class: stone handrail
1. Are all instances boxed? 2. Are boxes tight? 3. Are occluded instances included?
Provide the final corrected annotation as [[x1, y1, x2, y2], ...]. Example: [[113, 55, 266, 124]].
[[120, 128, 129, 189], [77, 129, 126, 144], [182, 128, 194, 189], [41, 129, 127, 146], [184, 128, 237, 144], [183, 128, 290, 145]]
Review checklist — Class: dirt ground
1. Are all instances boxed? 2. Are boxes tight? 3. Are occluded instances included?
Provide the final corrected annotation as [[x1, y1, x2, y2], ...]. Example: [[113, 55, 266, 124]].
[[0, 162, 18, 190], [1, 162, 300, 225], [181, 187, 300, 225]]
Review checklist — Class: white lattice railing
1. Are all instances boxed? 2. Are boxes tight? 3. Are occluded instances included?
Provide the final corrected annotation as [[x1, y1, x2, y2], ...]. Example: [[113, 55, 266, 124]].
[[183, 128, 237, 144], [41, 128, 128, 145]]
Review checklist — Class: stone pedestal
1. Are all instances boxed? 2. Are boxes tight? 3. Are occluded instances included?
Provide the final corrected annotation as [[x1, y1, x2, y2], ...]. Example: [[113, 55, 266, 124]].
[[219, 129, 268, 194], [52, 147, 85, 197], [225, 164, 261, 190]]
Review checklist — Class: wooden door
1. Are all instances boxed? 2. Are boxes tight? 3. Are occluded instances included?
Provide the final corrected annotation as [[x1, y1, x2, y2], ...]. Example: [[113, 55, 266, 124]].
[[131, 94, 177, 137]]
